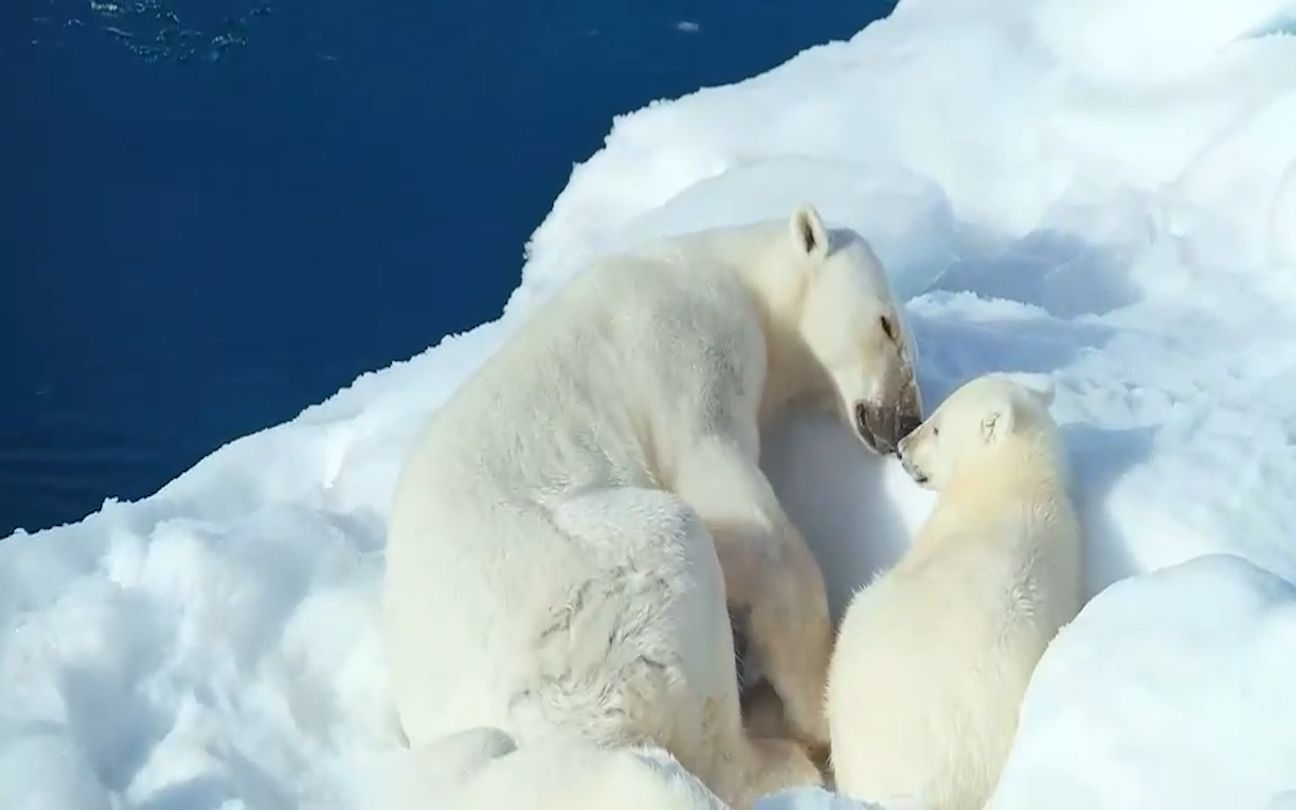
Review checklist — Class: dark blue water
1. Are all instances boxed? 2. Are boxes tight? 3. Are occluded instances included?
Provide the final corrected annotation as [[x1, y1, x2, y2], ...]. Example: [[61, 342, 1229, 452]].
[[1, 0, 895, 534]]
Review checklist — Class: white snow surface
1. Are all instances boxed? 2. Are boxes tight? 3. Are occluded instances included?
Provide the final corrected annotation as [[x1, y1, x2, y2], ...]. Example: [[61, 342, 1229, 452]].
[[4, 0, 1296, 807], [753, 788, 910, 810], [987, 554, 1296, 810]]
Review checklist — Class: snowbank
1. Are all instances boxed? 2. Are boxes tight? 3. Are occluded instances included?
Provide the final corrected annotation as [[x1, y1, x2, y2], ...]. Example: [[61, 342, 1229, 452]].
[[990, 554, 1296, 810], [755, 787, 911, 810], [3, 0, 1296, 807]]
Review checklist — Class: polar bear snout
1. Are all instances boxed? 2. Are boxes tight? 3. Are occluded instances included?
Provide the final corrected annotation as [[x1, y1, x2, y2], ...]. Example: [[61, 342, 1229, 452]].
[[897, 446, 929, 486], [897, 410, 922, 444], [854, 401, 890, 454], [896, 426, 934, 486], [854, 401, 921, 456]]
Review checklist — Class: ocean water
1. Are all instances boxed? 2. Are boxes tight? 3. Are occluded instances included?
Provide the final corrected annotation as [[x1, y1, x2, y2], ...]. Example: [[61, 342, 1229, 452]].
[[0, 0, 896, 534]]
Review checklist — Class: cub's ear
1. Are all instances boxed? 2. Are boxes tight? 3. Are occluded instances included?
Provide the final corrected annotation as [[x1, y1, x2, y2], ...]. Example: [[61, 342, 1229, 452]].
[[790, 203, 829, 260], [981, 407, 1013, 445]]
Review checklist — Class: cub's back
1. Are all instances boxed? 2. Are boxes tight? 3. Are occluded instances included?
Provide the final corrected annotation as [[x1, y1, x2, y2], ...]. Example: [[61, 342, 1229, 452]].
[[828, 527, 1057, 807]]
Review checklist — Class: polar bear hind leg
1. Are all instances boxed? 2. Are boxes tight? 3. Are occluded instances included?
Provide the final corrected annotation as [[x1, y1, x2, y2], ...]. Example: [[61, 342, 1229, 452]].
[[387, 727, 517, 810], [533, 487, 820, 808]]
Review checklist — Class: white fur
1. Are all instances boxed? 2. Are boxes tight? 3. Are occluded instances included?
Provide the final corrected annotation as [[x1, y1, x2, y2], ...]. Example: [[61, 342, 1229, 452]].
[[395, 728, 729, 810], [826, 375, 1081, 810], [383, 205, 919, 808]]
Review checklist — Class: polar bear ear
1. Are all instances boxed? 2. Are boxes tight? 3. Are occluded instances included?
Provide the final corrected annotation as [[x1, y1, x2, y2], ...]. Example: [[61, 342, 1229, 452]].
[[981, 407, 1011, 444], [790, 204, 829, 261]]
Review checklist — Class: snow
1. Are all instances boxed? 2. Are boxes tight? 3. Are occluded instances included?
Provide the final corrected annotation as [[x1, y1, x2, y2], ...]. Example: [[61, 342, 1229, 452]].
[[754, 788, 903, 810], [3, 0, 1296, 807], [988, 554, 1296, 810]]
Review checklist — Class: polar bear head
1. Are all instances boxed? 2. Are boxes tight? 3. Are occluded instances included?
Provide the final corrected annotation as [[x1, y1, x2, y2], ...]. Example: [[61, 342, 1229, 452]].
[[896, 374, 1058, 490], [784, 205, 923, 455]]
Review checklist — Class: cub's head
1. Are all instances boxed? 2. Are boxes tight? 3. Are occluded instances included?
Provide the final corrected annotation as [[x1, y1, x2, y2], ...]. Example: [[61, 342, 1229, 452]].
[[790, 204, 922, 455], [896, 374, 1058, 490]]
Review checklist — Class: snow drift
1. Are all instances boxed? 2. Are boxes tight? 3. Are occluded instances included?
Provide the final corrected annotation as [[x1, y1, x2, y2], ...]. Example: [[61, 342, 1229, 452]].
[[3, 0, 1296, 807], [989, 554, 1296, 809]]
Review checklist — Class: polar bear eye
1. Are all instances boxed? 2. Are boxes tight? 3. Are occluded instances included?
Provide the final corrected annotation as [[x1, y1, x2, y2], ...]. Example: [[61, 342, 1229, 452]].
[[879, 315, 897, 342]]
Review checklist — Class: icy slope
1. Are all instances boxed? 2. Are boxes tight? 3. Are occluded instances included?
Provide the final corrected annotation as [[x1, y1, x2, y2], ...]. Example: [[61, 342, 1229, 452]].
[[4, 0, 1296, 807]]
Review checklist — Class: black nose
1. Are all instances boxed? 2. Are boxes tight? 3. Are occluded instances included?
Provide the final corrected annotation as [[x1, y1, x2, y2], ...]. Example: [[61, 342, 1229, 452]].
[[854, 402, 898, 455], [897, 413, 923, 441]]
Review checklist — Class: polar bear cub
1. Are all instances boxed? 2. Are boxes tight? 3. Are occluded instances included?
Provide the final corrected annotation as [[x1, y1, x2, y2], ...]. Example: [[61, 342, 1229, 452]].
[[826, 375, 1082, 810], [396, 727, 729, 810]]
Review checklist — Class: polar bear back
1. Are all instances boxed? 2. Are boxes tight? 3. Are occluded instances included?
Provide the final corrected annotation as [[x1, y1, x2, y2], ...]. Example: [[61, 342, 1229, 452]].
[[828, 530, 1058, 808], [404, 253, 767, 509], [383, 251, 770, 747]]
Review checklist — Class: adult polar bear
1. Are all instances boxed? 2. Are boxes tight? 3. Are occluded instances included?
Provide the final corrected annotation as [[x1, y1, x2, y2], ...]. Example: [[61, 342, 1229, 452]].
[[383, 205, 922, 807]]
